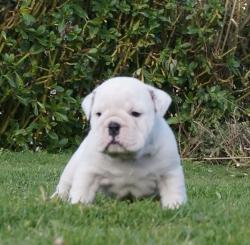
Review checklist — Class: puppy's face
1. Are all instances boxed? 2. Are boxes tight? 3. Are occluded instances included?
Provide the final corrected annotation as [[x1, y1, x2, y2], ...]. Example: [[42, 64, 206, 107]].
[[82, 77, 171, 155]]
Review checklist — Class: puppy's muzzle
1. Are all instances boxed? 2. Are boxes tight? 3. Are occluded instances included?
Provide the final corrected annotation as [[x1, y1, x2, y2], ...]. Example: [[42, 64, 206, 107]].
[[108, 121, 120, 137]]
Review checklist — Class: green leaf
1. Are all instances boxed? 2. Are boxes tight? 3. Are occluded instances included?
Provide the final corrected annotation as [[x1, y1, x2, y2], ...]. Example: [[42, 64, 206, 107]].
[[1, 31, 6, 40], [54, 86, 64, 92], [3, 53, 15, 63], [33, 103, 38, 116], [30, 44, 44, 54], [71, 4, 87, 18], [58, 20, 65, 35], [17, 96, 29, 106], [167, 117, 180, 125], [54, 112, 68, 122], [15, 72, 24, 87], [37, 102, 46, 112], [88, 48, 98, 54], [4, 75, 16, 88], [14, 129, 27, 136], [48, 132, 58, 141], [59, 138, 68, 146], [180, 42, 191, 48], [22, 13, 36, 25], [37, 25, 46, 34]]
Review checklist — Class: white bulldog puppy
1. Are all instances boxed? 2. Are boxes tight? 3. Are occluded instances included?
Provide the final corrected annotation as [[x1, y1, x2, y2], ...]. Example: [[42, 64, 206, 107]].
[[52, 77, 187, 209]]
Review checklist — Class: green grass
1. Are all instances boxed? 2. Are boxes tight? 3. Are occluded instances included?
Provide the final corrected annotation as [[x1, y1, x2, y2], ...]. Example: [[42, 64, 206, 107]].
[[0, 151, 249, 245]]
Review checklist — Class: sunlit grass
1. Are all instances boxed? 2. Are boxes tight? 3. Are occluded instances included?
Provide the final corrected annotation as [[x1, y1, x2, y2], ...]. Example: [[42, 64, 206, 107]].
[[0, 151, 249, 245]]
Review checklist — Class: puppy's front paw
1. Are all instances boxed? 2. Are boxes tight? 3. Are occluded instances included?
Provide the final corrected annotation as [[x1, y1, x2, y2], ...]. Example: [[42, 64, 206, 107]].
[[161, 195, 187, 209], [69, 189, 94, 205], [50, 183, 70, 201]]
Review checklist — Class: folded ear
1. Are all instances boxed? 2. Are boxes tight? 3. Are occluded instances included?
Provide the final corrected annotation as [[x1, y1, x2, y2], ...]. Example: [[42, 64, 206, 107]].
[[146, 84, 172, 116], [81, 91, 95, 120]]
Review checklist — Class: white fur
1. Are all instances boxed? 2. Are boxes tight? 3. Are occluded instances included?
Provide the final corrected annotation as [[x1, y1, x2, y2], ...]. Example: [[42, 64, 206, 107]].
[[52, 77, 187, 209]]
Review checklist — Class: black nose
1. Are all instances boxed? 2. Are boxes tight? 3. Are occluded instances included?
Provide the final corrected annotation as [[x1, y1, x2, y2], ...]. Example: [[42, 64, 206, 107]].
[[108, 122, 120, 137]]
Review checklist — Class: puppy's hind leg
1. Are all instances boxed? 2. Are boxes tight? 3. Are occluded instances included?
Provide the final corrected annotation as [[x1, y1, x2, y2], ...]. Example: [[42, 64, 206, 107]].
[[51, 142, 86, 200]]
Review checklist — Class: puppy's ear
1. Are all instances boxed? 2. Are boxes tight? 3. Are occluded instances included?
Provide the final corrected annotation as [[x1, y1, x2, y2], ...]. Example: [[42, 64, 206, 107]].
[[146, 85, 172, 116], [81, 92, 95, 120]]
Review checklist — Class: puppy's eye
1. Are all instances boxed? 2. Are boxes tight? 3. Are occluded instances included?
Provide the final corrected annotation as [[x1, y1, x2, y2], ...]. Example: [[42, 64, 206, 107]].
[[96, 112, 102, 117], [131, 111, 141, 117]]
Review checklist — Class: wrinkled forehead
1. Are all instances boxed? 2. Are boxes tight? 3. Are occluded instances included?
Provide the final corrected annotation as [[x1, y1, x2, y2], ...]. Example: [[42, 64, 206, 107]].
[[93, 82, 152, 110]]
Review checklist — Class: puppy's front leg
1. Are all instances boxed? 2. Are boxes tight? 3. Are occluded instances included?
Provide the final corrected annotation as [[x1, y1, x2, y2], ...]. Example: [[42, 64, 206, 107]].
[[51, 142, 86, 200], [158, 166, 187, 209], [69, 171, 99, 204]]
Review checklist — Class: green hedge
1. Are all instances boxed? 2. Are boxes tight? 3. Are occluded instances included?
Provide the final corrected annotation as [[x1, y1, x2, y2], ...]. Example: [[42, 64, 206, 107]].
[[0, 0, 249, 156]]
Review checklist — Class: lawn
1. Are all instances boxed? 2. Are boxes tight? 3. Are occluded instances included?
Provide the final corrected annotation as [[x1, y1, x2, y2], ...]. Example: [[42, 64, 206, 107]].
[[0, 151, 249, 245]]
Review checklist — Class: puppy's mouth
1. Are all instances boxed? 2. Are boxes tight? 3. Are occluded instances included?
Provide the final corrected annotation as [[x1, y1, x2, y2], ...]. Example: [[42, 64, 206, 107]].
[[104, 139, 126, 151], [102, 138, 139, 160]]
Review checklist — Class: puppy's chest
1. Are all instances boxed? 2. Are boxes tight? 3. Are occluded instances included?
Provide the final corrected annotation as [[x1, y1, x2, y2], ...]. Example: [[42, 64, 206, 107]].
[[99, 168, 159, 199]]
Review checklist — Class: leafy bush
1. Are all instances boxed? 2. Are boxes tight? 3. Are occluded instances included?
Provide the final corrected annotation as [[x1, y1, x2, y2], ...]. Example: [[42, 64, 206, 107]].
[[0, 0, 249, 159]]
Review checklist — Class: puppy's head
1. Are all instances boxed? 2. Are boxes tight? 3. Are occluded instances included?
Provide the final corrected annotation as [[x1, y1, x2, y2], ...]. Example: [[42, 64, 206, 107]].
[[82, 77, 171, 155]]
